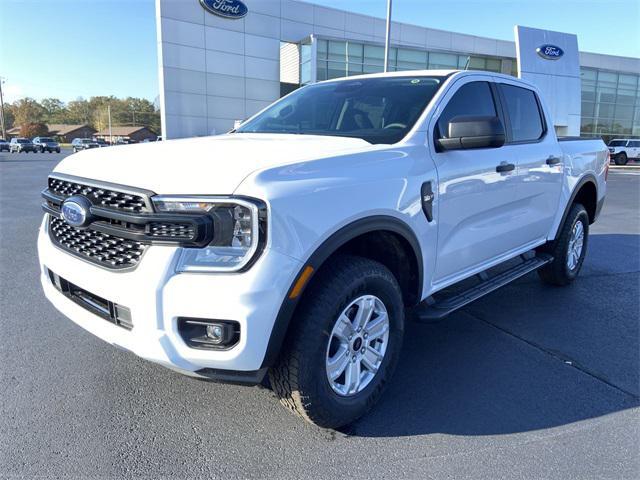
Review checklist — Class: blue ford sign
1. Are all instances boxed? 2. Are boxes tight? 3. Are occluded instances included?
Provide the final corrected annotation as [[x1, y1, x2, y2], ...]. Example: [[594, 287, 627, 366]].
[[61, 196, 91, 228], [199, 0, 248, 19], [536, 44, 564, 60]]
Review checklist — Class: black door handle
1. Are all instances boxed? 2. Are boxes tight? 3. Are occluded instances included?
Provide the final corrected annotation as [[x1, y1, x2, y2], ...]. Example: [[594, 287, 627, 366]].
[[546, 156, 562, 165], [496, 163, 515, 173]]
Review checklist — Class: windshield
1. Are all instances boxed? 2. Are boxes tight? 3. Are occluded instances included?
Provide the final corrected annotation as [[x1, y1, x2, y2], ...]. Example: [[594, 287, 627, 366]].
[[81, 139, 93, 144], [40, 138, 54, 142], [608, 140, 627, 147], [17, 139, 29, 143], [236, 76, 443, 144]]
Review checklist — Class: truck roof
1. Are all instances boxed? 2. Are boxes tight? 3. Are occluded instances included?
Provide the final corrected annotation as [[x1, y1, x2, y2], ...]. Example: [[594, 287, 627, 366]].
[[315, 69, 539, 90]]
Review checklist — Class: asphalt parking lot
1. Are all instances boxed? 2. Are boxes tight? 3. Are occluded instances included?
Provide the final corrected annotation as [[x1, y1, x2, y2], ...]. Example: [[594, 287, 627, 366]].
[[1, 150, 638, 479]]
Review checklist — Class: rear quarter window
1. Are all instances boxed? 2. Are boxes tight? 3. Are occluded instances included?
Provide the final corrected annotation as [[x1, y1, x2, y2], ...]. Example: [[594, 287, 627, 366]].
[[500, 84, 545, 142]]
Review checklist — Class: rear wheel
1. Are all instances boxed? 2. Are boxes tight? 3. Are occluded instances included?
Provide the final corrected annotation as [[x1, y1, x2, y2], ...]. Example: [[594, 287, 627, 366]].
[[537, 203, 589, 286], [614, 152, 628, 165], [269, 255, 404, 429]]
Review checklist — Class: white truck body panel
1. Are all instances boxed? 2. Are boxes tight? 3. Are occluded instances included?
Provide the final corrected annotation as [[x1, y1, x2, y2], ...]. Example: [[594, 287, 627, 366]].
[[38, 70, 607, 377]]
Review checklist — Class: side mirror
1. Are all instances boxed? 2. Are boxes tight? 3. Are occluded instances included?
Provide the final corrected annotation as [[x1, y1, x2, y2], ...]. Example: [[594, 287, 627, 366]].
[[437, 115, 505, 151]]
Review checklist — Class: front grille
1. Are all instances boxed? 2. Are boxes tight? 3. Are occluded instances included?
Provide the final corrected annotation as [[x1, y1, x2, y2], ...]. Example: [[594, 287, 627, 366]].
[[49, 216, 146, 269], [48, 177, 150, 213], [43, 174, 214, 270], [148, 222, 196, 239]]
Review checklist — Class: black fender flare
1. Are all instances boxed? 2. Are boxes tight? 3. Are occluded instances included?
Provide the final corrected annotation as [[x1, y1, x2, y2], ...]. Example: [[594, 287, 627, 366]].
[[260, 215, 423, 369], [553, 174, 599, 240]]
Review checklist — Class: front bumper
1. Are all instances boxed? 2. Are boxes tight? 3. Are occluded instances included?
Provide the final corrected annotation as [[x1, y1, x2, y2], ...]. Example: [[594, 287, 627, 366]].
[[37, 216, 302, 381]]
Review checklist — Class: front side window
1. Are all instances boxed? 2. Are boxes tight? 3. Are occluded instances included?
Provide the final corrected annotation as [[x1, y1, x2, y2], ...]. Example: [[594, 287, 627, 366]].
[[501, 84, 545, 142], [236, 76, 443, 145], [437, 81, 497, 138]]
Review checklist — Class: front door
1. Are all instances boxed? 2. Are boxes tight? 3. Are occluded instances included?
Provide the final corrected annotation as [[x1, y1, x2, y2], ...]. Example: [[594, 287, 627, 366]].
[[429, 77, 522, 284]]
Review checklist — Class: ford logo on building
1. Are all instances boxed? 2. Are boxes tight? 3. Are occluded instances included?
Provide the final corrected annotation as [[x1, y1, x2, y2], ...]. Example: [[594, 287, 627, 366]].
[[536, 44, 564, 60], [199, 0, 248, 19], [61, 196, 92, 228]]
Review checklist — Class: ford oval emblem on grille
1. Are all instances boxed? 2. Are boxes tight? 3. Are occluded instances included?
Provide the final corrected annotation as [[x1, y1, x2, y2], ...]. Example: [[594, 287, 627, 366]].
[[199, 0, 248, 18], [61, 196, 92, 228], [536, 44, 564, 60]]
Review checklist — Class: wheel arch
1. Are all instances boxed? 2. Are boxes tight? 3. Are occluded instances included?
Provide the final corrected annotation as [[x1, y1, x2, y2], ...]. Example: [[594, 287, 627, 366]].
[[554, 174, 599, 241], [260, 215, 423, 369]]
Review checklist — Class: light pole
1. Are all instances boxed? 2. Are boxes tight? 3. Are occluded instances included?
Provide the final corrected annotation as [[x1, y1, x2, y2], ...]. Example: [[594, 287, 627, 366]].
[[108, 105, 113, 144], [383, 0, 393, 72], [0, 77, 6, 139]]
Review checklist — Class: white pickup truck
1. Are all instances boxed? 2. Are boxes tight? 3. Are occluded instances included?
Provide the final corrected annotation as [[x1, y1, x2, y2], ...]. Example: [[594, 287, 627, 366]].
[[38, 70, 608, 428]]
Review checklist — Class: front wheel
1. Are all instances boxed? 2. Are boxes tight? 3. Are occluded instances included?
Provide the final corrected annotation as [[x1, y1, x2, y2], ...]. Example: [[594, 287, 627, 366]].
[[614, 153, 628, 166], [269, 255, 404, 429], [537, 203, 589, 286]]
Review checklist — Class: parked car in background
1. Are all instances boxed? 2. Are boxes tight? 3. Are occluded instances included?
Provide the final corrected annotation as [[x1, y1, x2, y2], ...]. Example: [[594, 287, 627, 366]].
[[33, 137, 61, 153], [38, 71, 608, 428], [608, 139, 640, 165], [71, 138, 99, 153], [9, 137, 37, 153], [95, 139, 110, 148], [0, 139, 9, 152]]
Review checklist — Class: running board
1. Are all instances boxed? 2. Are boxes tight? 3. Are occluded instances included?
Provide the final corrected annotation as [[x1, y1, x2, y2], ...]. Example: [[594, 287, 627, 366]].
[[414, 253, 553, 322]]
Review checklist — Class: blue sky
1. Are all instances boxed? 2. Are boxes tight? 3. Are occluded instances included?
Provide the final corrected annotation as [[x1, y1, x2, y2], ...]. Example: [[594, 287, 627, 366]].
[[1, 0, 638, 103]]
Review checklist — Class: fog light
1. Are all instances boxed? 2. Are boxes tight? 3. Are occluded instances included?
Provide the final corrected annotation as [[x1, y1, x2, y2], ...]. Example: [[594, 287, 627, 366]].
[[206, 324, 224, 343], [178, 318, 240, 350]]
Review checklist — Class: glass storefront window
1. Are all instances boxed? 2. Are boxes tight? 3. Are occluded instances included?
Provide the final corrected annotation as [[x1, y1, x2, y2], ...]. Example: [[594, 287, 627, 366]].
[[317, 39, 327, 60], [328, 41, 346, 62], [579, 67, 640, 139], [364, 45, 385, 66], [428, 52, 458, 69]]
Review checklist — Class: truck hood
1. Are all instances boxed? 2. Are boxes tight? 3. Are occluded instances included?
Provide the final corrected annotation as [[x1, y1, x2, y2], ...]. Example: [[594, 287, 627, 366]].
[[54, 133, 373, 194]]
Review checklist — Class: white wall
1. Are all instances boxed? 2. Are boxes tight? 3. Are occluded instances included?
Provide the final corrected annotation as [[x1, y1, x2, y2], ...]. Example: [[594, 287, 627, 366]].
[[515, 26, 581, 136]]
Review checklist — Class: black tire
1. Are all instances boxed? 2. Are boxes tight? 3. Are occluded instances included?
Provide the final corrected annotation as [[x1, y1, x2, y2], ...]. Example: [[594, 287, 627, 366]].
[[614, 153, 628, 166], [269, 255, 404, 429], [56, 148, 60, 153], [537, 203, 589, 286]]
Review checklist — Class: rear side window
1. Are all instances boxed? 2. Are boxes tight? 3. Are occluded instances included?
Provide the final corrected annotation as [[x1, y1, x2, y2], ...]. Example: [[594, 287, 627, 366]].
[[437, 81, 496, 138], [501, 84, 544, 142], [629, 141, 640, 147]]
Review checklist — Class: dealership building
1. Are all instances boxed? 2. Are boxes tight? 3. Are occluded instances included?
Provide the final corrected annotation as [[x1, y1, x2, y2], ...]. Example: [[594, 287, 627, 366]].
[[156, 0, 640, 140]]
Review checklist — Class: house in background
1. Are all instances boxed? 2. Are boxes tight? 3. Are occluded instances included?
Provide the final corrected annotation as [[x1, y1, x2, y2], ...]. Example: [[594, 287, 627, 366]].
[[5, 124, 96, 142], [47, 124, 97, 143], [93, 126, 157, 144]]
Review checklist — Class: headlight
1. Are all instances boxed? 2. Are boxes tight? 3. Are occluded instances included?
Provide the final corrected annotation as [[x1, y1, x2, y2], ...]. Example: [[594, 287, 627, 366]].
[[152, 196, 265, 273]]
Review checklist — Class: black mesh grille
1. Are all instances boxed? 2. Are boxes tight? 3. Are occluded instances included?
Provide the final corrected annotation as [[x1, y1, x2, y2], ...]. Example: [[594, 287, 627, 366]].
[[148, 222, 196, 239], [48, 177, 149, 213], [49, 216, 146, 269]]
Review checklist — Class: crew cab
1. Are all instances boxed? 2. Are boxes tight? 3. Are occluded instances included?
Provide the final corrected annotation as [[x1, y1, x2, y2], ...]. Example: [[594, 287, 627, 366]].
[[10, 137, 37, 153], [38, 71, 607, 428], [608, 138, 640, 165], [33, 137, 61, 153]]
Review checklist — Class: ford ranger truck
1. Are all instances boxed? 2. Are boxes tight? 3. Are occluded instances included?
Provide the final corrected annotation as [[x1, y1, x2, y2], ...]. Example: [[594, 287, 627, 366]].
[[38, 71, 607, 428]]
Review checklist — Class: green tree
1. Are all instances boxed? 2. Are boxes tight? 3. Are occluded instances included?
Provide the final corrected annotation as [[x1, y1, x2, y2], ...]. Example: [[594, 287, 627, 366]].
[[12, 98, 45, 126], [3, 104, 16, 130], [41, 98, 66, 124], [66, 98, 92, 125]]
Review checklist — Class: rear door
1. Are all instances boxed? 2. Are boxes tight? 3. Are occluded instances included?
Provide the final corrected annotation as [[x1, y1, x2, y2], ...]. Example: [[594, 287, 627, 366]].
[[629, 140, 640, 158], [496, 80, 564, 244], [429, 76, 522, 284]]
